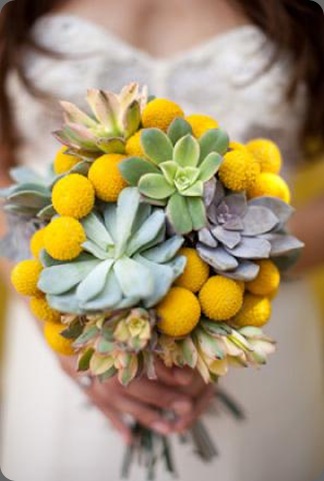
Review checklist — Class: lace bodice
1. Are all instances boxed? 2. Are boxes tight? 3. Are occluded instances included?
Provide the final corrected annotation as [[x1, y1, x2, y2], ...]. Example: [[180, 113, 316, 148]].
[[8, 14, 306, 175]]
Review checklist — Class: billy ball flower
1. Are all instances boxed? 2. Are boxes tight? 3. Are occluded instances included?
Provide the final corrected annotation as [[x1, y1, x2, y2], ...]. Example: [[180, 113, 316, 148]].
[[247, 172, 291, 203], [44, 217, 86, 261], [11, 259, 43, 297], [199, 276, 243, 321], [125, 130, 145, 157], [88, 153, 128, 202], [52, 173, 95, 219], [218, 149, 260, 191], [185, 114, 219, 138], [233, 294, 271, 327], [246, 260, 280, 297], [174, 248, 209, 293], [157, 287, 201, 337], [247, 139, 282, 174], [44, 322, 75, 356], [53, 146, 79, 175], [30, 295, 61, 324], [30, 228, 46, 258], [141, 98, 184, 131]]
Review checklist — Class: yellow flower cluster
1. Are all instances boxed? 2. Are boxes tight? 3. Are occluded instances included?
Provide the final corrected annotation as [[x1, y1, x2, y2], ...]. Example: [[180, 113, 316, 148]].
[[30, 295, 61, 324], [234, 294, 272, 327], [185, 114, 219, 138], [54, 146, 79, 175], [218, 150, 261, 191], [44, 217, 86, 261], [247, 172, 291, 203], [30, 228, 46, 258], [199, 276, 243, 321], [11, 259, 43, 297], [142, 98, 184, 131], [175, 248, 209, 293], [247, 139, 282, 174], [88, 153, 127, 202], [44, 322, 75, 356], [52, 173, 95, 218], [125, 130, 145, 157], [246, 260, 280, 297]]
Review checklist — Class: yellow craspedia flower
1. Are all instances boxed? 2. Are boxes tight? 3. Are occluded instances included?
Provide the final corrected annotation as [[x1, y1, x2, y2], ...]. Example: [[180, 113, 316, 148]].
[[247, 172, 291, 203], [30, 295, 61, 324], [234, 294, 271, 327], [247, 139, 282, 174], [52, 173, 95, 219], [53, 146, 79, 175], [141, 98, 184, 132], [185, 114, 219, 138], [44, 216, 86, 261], [157, 287, 201, 337], [246, 260, 280, 296], [30, 228, 46, 258], [44, 322, 75, 356], [88, 153, 128, 202], [199, 276, 243, 321], [11, 259, 43, 297], [174, 248, 209, 293], [218, 150, 261, 191], [229, 141, 247, 151], [125, 130, 145, 157]]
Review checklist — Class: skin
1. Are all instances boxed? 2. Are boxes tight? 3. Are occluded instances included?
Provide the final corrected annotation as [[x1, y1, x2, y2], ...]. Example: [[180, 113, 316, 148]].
[[0, 0, 323, 442]]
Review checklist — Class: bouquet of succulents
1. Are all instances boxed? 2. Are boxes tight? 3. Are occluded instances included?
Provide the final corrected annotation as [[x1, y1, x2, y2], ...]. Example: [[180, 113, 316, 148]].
[[0, 83, 304, 479]]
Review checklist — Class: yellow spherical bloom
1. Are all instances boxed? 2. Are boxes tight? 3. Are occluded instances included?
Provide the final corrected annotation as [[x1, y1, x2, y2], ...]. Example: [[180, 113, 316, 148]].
[[218, 150, 261, 192], [11, 259, 43, 297], [53, 146, 79, 175], [88, 153, 128, 202], [247, 139, 282, 174], [141, 98, 184, 132], [30, 228, 46, 258], [44, 322, 75, 356], [157, 287, 201, 337], [234, 294, 272, 327], [185, 114, 219, 138], [174, 248, 209, 293], [247, 172, 291, 203], [52, 173, 95, 219], [229, 141, 247, 151], [30, 295, 61, 324], [199, 276, 243, 321], [246, 260, 280, 296], [44, 216, 86, 261], [125, 130, 145, 157]]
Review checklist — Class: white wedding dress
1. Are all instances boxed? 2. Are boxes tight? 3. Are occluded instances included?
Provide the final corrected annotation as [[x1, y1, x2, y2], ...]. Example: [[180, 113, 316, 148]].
[[1, 14, 324, 481]]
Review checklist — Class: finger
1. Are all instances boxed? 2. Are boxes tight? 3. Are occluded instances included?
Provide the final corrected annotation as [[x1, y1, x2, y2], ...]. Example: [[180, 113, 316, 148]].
[[124, 377, 193, 416], [86, 387, 133, 444], [155, 359, 194, 387], [114, 393, 174, 435], [173, 385, 214, 432]]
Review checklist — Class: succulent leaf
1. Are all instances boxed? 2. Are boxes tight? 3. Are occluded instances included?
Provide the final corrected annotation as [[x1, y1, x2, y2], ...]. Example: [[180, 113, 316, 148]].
[[119, 157, 160, 185], [141, 129, 173, 164], [197, 244, 238, 270], [198, 152, 222, 181], [187, 197, 207, 230], [167, 193, 192, 234], [139, 173, 176, 200], [198, 128, 229, 161], [242, 206, 278, 236], [173, 134, 200, 167], [167, 117, 193, 145], [227, 237, 271, 259], [76, 259, 114, 302]]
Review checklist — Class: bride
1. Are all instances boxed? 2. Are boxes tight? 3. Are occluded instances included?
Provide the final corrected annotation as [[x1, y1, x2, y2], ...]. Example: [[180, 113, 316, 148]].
[[1, 0, 324, 480]]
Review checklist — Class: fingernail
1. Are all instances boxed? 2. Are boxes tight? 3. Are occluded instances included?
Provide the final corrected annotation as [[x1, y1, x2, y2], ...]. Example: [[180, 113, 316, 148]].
[[172, 400, 192, 415], [174, 369, 192, 385], [151, 422, 170, 435]]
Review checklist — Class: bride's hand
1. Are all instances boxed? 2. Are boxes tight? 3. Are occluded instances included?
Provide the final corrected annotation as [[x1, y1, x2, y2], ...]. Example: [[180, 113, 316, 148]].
[[60, 356, 214, 444]]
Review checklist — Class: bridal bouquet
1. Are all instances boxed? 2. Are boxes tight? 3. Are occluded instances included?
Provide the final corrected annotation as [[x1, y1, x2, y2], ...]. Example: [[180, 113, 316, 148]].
[[1, 83, 303, 479]]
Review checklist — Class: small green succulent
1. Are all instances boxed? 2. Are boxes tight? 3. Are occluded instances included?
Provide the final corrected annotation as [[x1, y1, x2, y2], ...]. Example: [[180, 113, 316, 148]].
[[54, 83, 148, 160], [38, 187, 185, 314], [119, 118, 229, 234]]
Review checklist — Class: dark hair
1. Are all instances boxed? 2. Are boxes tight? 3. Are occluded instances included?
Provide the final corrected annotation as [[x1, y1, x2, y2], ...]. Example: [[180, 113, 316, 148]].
[[0, 0, 323, 167]]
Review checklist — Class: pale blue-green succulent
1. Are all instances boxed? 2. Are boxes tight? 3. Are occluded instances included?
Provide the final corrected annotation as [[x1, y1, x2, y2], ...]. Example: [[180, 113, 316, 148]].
[[38, 187, 185, 314], [120, 119, 229, 235]]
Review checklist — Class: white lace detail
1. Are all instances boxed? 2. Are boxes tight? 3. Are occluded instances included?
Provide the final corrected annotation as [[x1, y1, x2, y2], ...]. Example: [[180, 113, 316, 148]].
[[8, 13, 306, 175]]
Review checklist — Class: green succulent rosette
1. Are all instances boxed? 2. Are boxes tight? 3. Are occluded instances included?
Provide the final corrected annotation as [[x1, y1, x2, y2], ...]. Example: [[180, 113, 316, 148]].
[[38, 187, 186, 314], [119, 118, 229, 234]]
